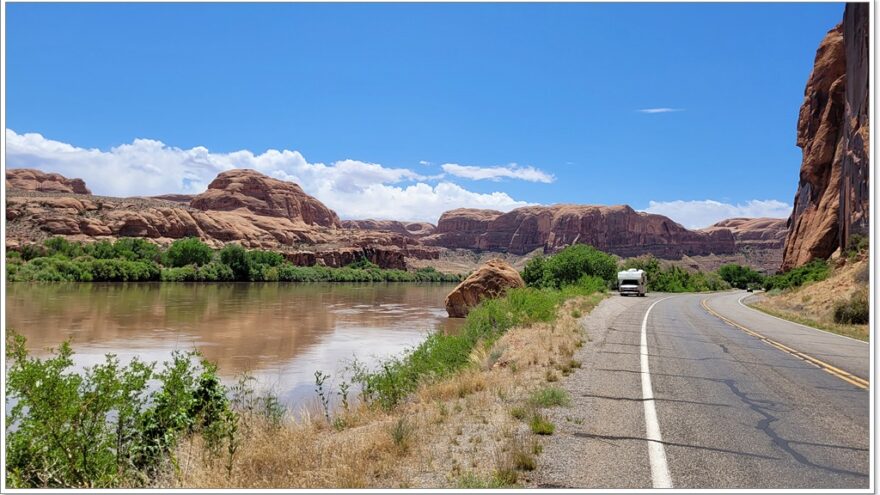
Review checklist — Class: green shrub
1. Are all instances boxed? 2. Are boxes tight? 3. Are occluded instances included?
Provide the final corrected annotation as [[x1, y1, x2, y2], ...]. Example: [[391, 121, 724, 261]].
[[5, 333, 235, 488], [247, 250, 284, 268], [219, 244, 251, 280], [163, 238, 213, 268], [763, 260, 830, 291], [833, 290, 869, 324], [43, 237, 84, 258], [523, 245, 617, 289], [717, 264, 765, 289], [110, 238, 161, 263]]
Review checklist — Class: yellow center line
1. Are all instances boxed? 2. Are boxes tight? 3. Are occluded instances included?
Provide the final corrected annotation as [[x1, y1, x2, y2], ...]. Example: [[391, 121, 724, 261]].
[[700, 298, 869, 390]]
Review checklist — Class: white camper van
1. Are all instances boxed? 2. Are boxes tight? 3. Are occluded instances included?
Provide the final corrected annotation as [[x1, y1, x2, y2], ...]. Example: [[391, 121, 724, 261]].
[[618, 269, 647, 297]]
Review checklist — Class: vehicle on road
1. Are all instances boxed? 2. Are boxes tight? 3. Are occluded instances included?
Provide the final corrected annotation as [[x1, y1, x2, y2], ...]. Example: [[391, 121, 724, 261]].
[[618, 268, 647, 297]]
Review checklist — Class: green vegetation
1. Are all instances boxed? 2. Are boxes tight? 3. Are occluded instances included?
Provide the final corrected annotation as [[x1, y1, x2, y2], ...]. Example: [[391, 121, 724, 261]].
[[7, 237, 461, 283], [528, 413, 555, 435], [4, 332, 251, 488], [763, 260, 830, 291], [529, 387, 571, 407], [356, 276, 605, 410], [619, 255, 729, 292], [522, 244, 617, 289], [717, 263, 765, 290], [833, 289, 869, 325], [845, 233, 869, 261]]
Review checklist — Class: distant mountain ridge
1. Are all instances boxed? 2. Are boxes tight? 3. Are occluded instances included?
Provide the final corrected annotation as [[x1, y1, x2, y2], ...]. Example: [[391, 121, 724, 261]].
[[6, 167, 786, 272]]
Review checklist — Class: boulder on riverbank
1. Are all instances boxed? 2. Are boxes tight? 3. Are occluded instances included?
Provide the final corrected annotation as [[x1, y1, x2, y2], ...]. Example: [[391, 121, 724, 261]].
[[445, 259, 525, 318]]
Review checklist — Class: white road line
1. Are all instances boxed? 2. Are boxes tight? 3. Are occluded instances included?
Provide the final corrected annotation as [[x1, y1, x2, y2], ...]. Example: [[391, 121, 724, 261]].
[[641, 296, 674, 489], [736, 293, 868, 345]]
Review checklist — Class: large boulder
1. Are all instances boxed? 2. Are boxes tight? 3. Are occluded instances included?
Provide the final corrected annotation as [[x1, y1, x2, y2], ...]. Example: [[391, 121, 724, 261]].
[[6, 168, 92, 195], [190, 169, 341, 227], [445, 259, 525, 318]]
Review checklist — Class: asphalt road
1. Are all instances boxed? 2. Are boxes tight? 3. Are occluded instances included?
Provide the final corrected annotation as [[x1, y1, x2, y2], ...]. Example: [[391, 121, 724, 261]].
[[530, 291, 870, 489]]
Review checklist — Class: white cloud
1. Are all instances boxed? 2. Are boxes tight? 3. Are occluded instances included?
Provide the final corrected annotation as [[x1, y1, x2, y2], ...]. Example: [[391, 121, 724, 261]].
[[637, 108, 684, 114], [5, 129, 533, 223], [643, 199, 791, 229], [441, 163, 555, 183]]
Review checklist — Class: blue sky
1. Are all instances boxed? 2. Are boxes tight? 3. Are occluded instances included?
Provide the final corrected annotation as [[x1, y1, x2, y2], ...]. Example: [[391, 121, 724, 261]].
[[5, 2, 845, 226]]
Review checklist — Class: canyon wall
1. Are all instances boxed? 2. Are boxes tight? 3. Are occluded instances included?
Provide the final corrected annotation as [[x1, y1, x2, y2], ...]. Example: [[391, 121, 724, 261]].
[[782, 4, 869, 270], [421, 205, 739, 259]]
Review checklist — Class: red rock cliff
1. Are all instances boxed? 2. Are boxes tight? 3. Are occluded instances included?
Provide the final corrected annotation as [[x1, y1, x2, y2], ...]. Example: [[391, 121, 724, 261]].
[[6, 168, 92, 195], [423, 205, 737, 259], [191, 169, 341, 228], [782, 4, 869, 270]]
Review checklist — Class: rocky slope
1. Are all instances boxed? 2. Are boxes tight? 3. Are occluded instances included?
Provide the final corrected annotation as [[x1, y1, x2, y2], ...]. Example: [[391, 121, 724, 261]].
[[340, 219, 436, 238], [782, 4, 869, 270], [6, 168, 91, 195], [422, 205, 738, 259]]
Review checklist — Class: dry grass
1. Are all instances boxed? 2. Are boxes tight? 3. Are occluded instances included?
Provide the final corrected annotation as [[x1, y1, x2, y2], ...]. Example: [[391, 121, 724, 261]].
[[168, 293, 603, 488], [751, 257, 869, 341]]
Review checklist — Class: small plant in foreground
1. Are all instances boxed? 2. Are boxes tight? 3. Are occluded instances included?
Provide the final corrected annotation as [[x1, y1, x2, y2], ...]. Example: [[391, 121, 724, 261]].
[[390, 417, 413, 454], [530, 387, 571, 407], [529, 414, 555, 435]]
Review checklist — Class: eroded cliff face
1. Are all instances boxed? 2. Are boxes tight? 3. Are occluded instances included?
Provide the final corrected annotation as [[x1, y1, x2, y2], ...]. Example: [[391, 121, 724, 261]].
[[782, 4, 869, 270], [422, 205, 738, 259], [5, 169, 438, 269], [191, 169, 341, 228]]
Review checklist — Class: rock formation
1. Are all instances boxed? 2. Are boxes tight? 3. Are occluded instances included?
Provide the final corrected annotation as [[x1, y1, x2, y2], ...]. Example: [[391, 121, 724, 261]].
[[191, 169, 341, 227], [424, 205, 737, 259], [5, 169, 439, 269], [444, 259, 525, 318], [782, 4, 869, 270], [699, 217, 787, 272], [6, 168, 91, 195], [340, 219, 436, 238]]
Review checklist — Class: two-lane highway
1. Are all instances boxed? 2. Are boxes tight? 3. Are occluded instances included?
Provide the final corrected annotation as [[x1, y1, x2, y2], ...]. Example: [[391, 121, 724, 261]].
[[531, 291, 870, 489]]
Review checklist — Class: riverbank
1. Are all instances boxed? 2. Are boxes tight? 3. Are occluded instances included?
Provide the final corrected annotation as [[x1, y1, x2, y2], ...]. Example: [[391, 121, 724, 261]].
[[7, 236, 462, 283], [168, 289, 605, 488], [6, 278, 605, 488]]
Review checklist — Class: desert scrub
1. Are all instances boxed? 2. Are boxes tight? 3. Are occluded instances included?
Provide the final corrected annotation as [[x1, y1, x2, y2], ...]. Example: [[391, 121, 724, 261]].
[[5, 332, 237, 488], [834, 289, 869, 324]]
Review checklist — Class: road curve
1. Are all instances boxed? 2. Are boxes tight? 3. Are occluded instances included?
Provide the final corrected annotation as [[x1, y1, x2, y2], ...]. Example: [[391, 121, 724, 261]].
[[706, 291, 869, 381], [530, 292, 870, 489]]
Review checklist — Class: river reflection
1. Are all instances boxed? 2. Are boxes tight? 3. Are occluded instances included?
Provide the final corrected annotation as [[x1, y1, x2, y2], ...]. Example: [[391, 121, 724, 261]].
[[6, 282, 463, 407]]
